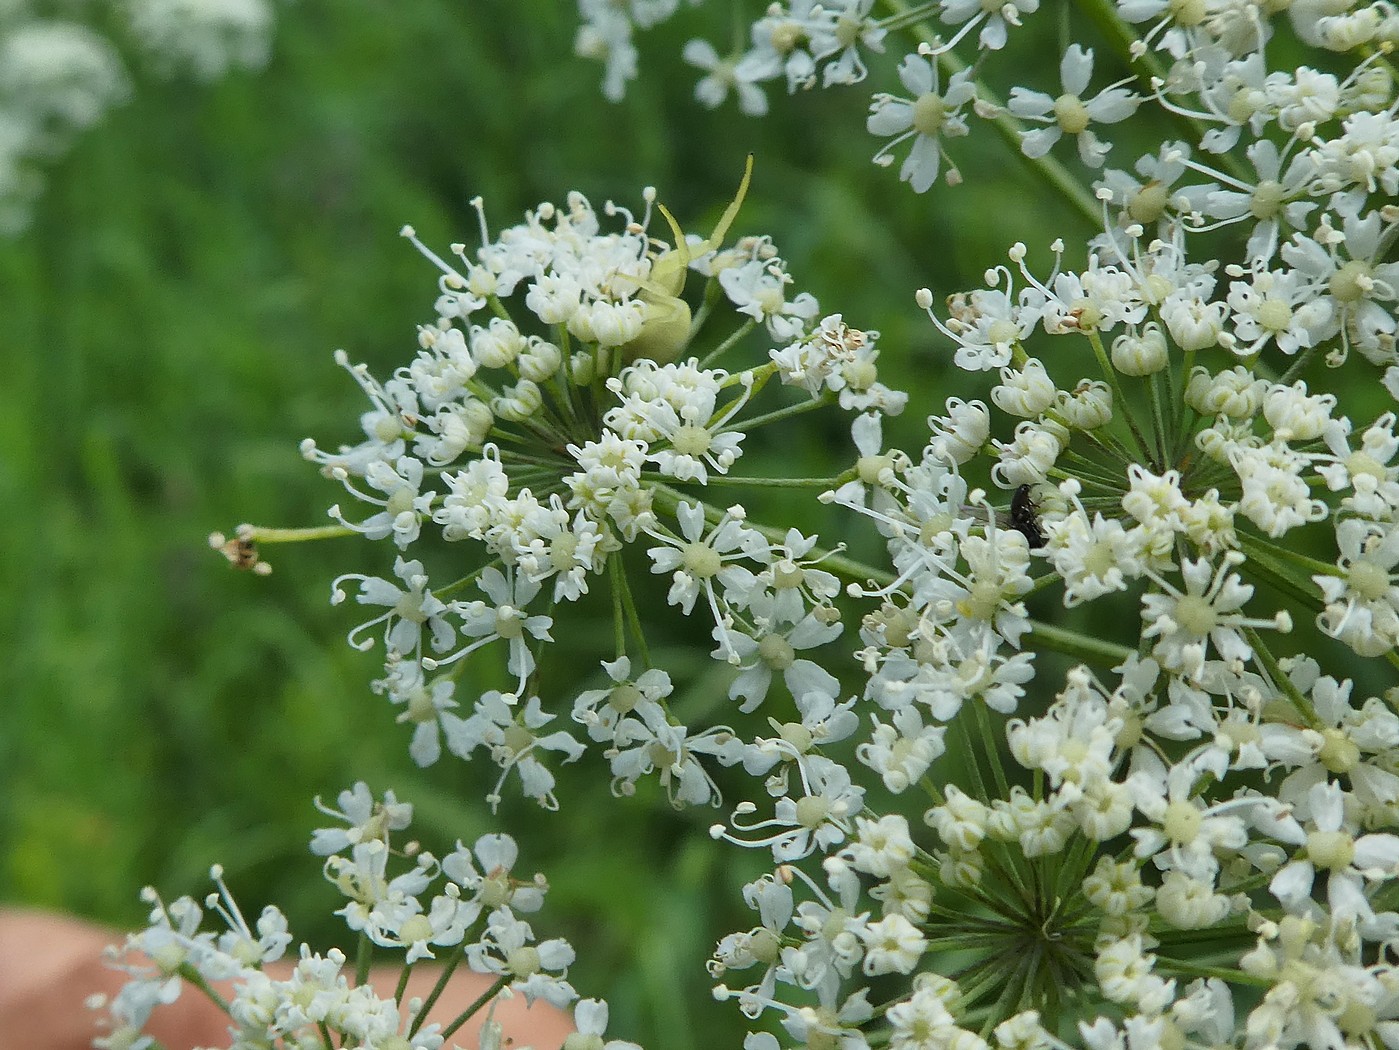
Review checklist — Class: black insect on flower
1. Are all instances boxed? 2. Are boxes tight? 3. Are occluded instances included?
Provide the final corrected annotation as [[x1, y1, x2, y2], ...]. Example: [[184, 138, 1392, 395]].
[[1009, 485, 1045, 549]]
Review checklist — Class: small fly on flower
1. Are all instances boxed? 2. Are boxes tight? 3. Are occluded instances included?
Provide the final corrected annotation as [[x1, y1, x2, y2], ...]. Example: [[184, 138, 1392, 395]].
[[1008, 485, 1045, 549], [209, 529, 272, 575]]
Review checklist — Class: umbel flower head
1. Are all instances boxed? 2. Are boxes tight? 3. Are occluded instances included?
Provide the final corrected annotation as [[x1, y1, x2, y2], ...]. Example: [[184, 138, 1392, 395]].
[[230, 153, 908, 824], [94, 784, 621, 1049], [211, 1, 1399, 1047]]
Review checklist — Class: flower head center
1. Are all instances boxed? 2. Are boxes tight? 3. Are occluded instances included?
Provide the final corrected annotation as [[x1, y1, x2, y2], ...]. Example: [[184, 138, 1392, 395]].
[[858, 453, 893, 485], [609, 682, 643, 714], [1052, 94, 1091, 136], [1330, 259, 1372, 304], [1250, 179, 1285, 220], [1307, 829, 1355, 871], [671, 423, 713, 457], [1348, 558, 1390, 601], [1163, 800, 1203, 844], [911, 92, 948, 137], [1127, 180, 1170, 224], [502, 723, 535, 755], [769, 21, 802, 53], [682, 541, 722, 578], [549, 532, 580, 571], [394, 594, 429, 624], [1168, 0, 1206, 25], [759, 633, 797, 670], [1319, 727, 1361, 773], [406, 686, 437, 724], [1173, 593, 1217, 637], [773, 562, 805, 589], [495, 605, 525, 639], [507, 944, 542, 977], [749, 927, 781, 964], [796, 794, 832, 828], [956, 580, 1003, 622], [1256, 297, 1293, 333], [480, 873, 512, 908], [780, 721, 813, 751], [398, 914, 433, 945]]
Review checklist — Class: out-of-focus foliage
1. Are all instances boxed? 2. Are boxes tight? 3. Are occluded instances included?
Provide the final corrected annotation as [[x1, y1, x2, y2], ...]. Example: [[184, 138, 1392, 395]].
[[0, 2, 1062, 1046]]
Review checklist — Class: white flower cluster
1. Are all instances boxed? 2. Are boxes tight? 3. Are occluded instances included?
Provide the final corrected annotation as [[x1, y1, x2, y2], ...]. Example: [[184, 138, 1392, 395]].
[[243, 160, 909, 818], [198, 4, 1399, 1050], [95, 783, 636, 1050], [582, 0, 1399, 205], [542, 4, 1399, 1049], [0, 0, 275, 233]]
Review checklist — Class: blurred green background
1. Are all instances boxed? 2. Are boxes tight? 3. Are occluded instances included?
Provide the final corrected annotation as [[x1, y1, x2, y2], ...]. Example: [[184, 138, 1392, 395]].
[[0, 2, 1096, 1046]]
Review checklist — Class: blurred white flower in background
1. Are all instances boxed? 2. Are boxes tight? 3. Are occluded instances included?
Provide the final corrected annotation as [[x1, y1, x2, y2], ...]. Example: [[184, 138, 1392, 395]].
[[0, 0, 275, 233]]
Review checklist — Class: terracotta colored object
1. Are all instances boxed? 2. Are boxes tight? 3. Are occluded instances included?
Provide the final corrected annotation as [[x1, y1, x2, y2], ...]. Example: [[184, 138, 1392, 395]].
[[0, 908, 574, 1050]]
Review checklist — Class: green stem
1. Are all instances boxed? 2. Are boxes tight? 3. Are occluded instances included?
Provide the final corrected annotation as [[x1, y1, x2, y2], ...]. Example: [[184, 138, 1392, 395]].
[[394, 960, 414, 1006], [1155, 959, 1272, 987], [238, 523, 355, 544], [408, 943, 468, 1037], [737, 391, 836, 431], [610, 556, 627, 660], [355, 930, 373, 988], [1025, 618, 1133, 665], [1243, 625, 1319, 724], [176, 963, 231, 1014], [1234, 536, 1328, 613], [666, 473, 850, 488], [971, 700, 1011, 799], [1238, 531, 1340, 579], [616, 556, 652, 668], [1086, 330, 1154, 463], [435, 558, 504, 600], [1147, 368, 1171, 470], [698, 318, 757, 369], [440, 974, 513, 1039]]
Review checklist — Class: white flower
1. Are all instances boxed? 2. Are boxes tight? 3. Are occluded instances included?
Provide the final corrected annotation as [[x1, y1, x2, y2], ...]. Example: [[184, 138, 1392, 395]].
[[575, 0, 639, 102], [330, 557, 456, 658], [572, 656, 674, 743], [682, 38, 769, 116], [806, 0, 885, 86], [854, 707, 946, 793], [858, 913, 926, 975], [1044, 502, 1146, 606], [309, 782, 413, 856], [719, 257, 821, 340], [444, 567, 554, 690], [0, 22, 127, 138], [1008, 45, 1140, 168], [443, 691, 585, 811], [569, 998, 643, 1050], [867, 54, 974, 193], [723, 599, 842, 712], [466, 909, 578, 1007], [607, 703, 745, 806], [1140, 553, 1288, 682], [936, 0, 1040, 52], [646, 501, 769, 623], [126, 0, 274, 80], [1315, 517, 1399, 657], [1268, 781, 1399, 931], [442, 832, 546, 914], [329, 455, 435, 549]]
